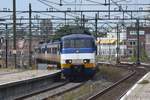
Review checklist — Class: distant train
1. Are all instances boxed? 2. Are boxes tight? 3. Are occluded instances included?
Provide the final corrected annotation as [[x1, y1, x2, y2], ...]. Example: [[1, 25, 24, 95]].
[[35, 34, 97, 78]]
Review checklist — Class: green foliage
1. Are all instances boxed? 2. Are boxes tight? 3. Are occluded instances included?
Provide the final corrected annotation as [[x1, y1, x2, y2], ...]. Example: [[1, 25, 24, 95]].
[[99, 65, 125, 81], [129, 47, 149, 62], [129, 48, 136, 62], [130, 55, 136, 62], [92, 32, 107, 38], [140, 48, 149, 62], [49, 25, 91, 41], [139, 80, 149, 84]]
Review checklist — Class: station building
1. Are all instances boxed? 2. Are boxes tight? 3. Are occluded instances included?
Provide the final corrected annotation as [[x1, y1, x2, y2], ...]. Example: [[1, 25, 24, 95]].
[[126, 26, 150, 57], [97, 26, 150, 59], [96, 30, 127, 57]]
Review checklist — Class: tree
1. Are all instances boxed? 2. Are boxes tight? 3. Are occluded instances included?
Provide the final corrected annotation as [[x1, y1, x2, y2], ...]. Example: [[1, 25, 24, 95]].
[[92, 31, 107, 38], [40, 19, 53, 36], [140, 48, 149, 62], [48, 25, 91, 41]]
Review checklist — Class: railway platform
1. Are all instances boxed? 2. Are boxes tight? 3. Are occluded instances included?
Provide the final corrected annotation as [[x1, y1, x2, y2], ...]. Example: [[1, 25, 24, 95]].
[[121, 72, 150, 100], [0, 70, 61, 100]]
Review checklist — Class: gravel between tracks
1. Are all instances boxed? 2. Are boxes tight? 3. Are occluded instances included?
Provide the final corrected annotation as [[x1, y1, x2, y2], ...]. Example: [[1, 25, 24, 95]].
[[48, 65, 131, 100]]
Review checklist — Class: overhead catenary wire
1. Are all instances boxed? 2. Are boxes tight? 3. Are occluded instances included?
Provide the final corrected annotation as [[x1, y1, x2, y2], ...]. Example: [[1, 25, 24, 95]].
[[37, 0, 94, 19], [55, 3, 150, 6], [85, 0, 105, 5], [0, 0, 149, 32], [110, 0, 133, 18], [37, 0, 80, 18], [41, 0, 60, 5]]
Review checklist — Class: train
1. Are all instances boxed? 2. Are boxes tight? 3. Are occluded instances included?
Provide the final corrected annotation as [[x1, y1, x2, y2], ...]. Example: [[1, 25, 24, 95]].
[[35, 34, 97, 79]]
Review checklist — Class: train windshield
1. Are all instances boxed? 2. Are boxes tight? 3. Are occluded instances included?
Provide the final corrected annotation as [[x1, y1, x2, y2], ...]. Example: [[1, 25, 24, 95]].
[[62, 39, 95, 48]]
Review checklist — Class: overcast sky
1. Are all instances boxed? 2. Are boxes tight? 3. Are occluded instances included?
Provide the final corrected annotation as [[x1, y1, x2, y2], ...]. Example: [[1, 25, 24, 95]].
[[0, 0, 149, 15], [0, 0, 149, 29], [0, 0, 149, 9]]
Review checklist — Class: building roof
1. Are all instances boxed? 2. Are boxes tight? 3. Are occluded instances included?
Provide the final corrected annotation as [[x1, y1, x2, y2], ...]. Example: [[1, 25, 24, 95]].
[[97, 39, 117, 44]]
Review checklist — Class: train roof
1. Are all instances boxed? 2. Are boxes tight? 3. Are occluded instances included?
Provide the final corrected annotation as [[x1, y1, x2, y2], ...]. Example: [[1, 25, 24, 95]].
[[47, 41, 60, 47], [61, 34, 94, 40], [40, 43, 47, 48]]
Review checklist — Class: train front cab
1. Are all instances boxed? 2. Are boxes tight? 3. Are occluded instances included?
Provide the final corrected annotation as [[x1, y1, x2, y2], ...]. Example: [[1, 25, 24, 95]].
[[61, 62, 96, 78], [60, 34, 96, 78]]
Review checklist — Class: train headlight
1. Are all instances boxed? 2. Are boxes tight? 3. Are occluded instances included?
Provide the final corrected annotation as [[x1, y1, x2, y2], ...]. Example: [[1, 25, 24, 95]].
[[65, 59, 72, 64], [83, 59, 90, 64]]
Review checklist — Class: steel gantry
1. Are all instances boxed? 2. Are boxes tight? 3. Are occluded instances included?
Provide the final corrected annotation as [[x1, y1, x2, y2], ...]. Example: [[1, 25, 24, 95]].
[[1, 7, 150, 66]]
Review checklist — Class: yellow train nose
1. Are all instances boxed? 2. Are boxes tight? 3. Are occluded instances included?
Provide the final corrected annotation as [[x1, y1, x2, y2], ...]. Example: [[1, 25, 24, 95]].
[[84, 63, 95, 68], [61, 64, 71, 68], [61, 63, 95, 69]]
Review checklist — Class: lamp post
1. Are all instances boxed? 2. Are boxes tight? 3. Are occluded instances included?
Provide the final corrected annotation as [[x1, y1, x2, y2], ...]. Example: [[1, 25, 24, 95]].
[[108, 33, 111, 63], [108, 33, 113, 63], [29, 3, 32, 68], [95, 13, 98, 55], [116, 24, 120, 64], [136, 19, 140, 65], [5, 24, 8, 68], [13, 0, 17, 68]]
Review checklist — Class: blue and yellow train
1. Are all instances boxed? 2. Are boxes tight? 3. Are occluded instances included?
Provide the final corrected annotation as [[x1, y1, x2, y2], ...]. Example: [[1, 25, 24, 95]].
[[35, 34, 97, 78]]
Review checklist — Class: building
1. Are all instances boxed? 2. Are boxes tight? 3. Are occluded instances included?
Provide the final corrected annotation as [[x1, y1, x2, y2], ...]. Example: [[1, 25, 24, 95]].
[[40, 19, 53, 39], [97, 38, 127, 57], [126, 27, 150, 57], [97, 30, 127, 57]]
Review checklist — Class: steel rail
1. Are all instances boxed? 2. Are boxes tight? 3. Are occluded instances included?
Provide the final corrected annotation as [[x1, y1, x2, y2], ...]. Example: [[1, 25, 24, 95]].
[[87, 70, 136, 100], [48, 82, 84, 98], [15, 81, 69, 100]]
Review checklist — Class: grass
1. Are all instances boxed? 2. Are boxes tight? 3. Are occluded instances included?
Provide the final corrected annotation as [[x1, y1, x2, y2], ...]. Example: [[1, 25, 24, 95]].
[[139, 80, 149, 84], [50, 81, 113, 100], [47, 65, 128, 100], [62, 84, 91, 100], [98, 65, 125, 81], [49, 65, 125, 100], [49, 83, 92, 100]]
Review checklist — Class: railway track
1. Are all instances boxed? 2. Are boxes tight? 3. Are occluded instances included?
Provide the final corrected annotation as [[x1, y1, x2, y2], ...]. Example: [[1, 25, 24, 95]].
[[87, 63, 148, 100], [12, 63, 150, 100], [45, 82, 85, 99], [15, 80, 85, 100], [15, 80, 69, 100]]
